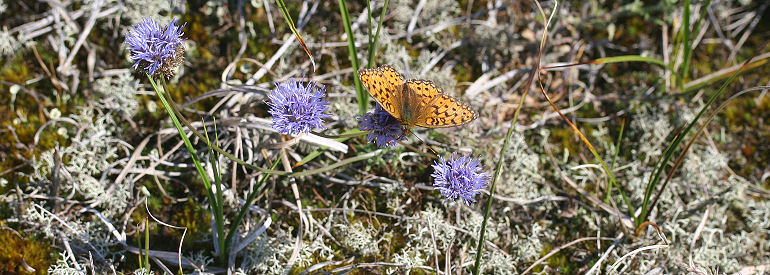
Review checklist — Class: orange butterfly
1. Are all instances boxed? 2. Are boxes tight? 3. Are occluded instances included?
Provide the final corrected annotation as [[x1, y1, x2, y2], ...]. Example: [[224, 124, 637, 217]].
[[358, 65, 477, 137]]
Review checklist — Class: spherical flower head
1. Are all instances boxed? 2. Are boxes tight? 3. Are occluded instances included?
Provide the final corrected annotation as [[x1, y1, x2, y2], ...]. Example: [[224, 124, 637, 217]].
[[124, 17, 186, 78], [358, 105, 406, 147], [431, 153, 490, 205], [265, 79, 330, 136]]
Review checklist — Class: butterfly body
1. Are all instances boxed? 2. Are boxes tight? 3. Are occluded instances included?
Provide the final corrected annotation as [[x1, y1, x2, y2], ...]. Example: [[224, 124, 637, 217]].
[[358, 65, 477, 135]]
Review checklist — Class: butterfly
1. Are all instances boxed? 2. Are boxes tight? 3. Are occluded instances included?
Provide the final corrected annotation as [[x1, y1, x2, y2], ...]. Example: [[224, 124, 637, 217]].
[[358, 65, 478, 137]]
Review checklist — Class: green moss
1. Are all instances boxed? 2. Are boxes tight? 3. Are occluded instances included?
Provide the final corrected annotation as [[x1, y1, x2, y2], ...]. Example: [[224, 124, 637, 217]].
[[171, 199, 211, 246], [0, 230, 56, 275], [549, 127, 581, 156]]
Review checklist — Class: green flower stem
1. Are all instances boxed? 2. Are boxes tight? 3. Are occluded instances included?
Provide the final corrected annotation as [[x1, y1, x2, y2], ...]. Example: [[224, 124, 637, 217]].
[[147, 75, 225, 259], [160, 78, 227, 263]]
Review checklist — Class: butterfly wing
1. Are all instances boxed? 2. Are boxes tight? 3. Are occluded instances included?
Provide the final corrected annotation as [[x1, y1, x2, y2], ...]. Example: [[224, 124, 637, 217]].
[[405, 80, 478, 128], [404, 79, 442, 104], [358, 65, 404, 118]]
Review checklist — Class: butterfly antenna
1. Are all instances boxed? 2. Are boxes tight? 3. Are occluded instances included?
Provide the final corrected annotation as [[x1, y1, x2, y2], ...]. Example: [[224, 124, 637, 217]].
[[412, 132, 438, 156]]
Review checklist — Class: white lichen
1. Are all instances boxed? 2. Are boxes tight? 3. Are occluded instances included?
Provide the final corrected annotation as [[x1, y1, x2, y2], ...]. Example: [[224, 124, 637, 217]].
[[335, 222, 377, 254], [93, 73, 141, 118]]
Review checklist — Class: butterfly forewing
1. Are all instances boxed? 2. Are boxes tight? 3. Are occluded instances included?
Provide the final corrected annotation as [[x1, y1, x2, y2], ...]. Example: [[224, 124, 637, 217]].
[[358, 65, 404, 118]]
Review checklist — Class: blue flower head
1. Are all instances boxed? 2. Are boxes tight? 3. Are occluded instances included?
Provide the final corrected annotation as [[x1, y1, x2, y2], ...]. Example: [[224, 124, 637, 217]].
[[358, 105, 406, 147], [431, 153, 490, 205], [265, 79, 330, 135], [124, 17, 186, 77]]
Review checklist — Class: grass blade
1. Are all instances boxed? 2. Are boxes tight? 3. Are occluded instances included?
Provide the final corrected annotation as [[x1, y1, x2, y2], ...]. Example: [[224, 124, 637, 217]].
[[606, 118, 626, 202], [338, 0, 368, 114], [540, 77, 636, 223], [678, 0, 692, 90], [593, 55, 670, 69], [144, 217, 150, 270], [679, 0, 712, 89], [367, 0, 390, 68], [201, 118, 226, 262]]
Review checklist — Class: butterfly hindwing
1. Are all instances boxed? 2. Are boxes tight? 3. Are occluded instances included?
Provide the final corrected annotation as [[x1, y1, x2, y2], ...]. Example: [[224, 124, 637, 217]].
[[404, 79, 443, 106], [414, 94, 477, 128]]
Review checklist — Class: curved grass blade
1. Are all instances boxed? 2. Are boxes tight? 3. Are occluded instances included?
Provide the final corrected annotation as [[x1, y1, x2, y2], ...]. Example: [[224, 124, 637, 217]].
[[638, 57, 758, 226], [275, 0, 315, 71], [201, 118, 226, 262], [646, 85, 770, 224], [539, 74, 635, 222]]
